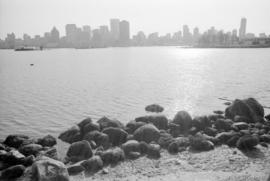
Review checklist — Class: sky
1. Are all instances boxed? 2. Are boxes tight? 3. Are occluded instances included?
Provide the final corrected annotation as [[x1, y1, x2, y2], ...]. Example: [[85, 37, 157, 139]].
[[0, 0, 270, 39]]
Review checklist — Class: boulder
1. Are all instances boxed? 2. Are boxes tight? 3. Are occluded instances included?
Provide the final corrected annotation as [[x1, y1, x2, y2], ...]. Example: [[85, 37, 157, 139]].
[[138, 141, 149, 154], [133, 124, 160, 143], [100, 147, 125, 165], [145, 104, 164, 113], [77, 117, 92, 130], [236, 135, 259, 150], [37, 135, 57, 147], [125, 120, 146, 134], [0, 143, 6, 150], [189, 135, 214, 151], [135, 116, 168, 130], [32, 156, 70, 181], [225, 98, 264, 123], [244, 98, 264, 117], [58, 125, 81, 144], [19, 144, 43, 156], [0, 150, 25, 169], [66, 140, 93, 162], [0, 164, 25, 180], [121, 140, 140, 155], [172, 111, 193, 134], [174, 137, 190, 147], [158, 132, 174, 148], [259, 134, 270, 143], [214, 119, 233, 131], [39, 147, 58, 160], [67, 165, 85, 175], [83, 131, 109, 149], [208, 114, 225, 122], [192, 116, 211, 131], [102, 127, 128, 146], [127, 152, 141, 159], [97, 116, 124, 130], [168, 142, 179, 154], [81, 155, 103, 173], [3, 134, 32, 149], [82, 122, 100, 136], [147, 143, 161, 158], [203, 127, 218, 137]]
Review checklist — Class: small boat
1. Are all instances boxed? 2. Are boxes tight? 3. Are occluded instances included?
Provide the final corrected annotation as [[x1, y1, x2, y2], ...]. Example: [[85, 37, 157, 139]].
[[14, 46, 39, 51], [30, 64, 34, 66]]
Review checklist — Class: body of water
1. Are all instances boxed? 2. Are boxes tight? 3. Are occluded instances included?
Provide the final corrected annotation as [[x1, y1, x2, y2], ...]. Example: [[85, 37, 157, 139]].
[[0, 47, 270, 138]]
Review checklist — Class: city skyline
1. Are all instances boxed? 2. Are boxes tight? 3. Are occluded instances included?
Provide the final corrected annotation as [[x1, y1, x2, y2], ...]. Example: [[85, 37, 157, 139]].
[[2, 17, 270, 49], [1, 0, 270, 39]]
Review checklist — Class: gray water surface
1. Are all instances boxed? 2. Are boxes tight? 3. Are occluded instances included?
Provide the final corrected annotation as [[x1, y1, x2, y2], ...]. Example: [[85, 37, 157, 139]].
[[1, 47, 270, 137]]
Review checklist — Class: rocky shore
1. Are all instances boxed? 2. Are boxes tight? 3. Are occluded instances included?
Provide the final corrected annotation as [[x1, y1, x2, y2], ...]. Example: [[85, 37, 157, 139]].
[[1, 98, 270, 180]]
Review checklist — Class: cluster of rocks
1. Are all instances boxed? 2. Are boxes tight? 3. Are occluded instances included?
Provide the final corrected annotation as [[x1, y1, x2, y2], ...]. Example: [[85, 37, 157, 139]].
[[1, 98, 270, 180], [0, 134, 65, 180]]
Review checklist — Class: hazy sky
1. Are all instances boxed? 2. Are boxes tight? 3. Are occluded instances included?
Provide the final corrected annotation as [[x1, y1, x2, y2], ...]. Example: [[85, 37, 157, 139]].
[[0, 0, 269, 39]]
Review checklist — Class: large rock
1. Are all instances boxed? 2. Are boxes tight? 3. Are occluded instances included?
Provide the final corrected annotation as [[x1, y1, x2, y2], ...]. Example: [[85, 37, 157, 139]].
[[58, 125, 82, 144], [67, 164, 85, 175], [147, 143, 161, 158], [203, 127, 218, 137], [32, 156, 70, 181], [37, 135, 57, 147], [225, 98, 264, 123], [81, 155, 103, 173], [125, 120, 146, 134], [77, 117, 92, 130], [189, 135, 214, 151], [236, 135, 259, 150], [102, 127, 128, 146], [82, 122, 100, 136], [133, 124, 160, 143], [97, 116, 124, 130], [192, 116, 211, 131], [172, 111, 193, 134], [168, 122, 181, 137], [145, 104, 164, 113], [0, 164, 25, 180], [99, 147, 125, 165], [3, 134, 33, 149], [66, 140, 93, 162], [83, 131, 109, 149], [214, 119, 233, 131], [0, 150, 27, 169], [121, 140, 140, 155], [158, 131, 174, 148], [19, 143, 43, 156], [135, 116, 168, 130]]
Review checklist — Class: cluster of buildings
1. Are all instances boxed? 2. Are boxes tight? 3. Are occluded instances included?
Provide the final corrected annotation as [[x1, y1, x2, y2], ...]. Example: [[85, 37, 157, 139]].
[[0, 18, 269, 49]]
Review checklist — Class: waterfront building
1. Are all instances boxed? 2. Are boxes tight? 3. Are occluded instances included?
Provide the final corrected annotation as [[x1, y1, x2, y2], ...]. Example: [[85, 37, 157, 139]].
[[183, 25, 192, 44], [259, 33, 267, 38], [119, 20, 130, 45], [110, 19, 120, 43], [193, 27, 200, 42], [65, 24, 77, 46], [239, 18, 247, 40], [100, 25, 110, 46], [82, 25, 91, 39], [50, 27, 60, 43]]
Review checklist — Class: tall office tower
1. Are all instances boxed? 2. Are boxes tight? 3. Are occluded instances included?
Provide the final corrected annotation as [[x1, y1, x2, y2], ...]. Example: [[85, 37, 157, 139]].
[[193, 27, 200, 41], [100, 25, 110, 46], [119, 20, 130, 44], [239, 18, 247, 40], [50, 27, 60, 43], [110, 19, 120, 42], [65, 24, 77, 44], [183, 25, 192, 43]]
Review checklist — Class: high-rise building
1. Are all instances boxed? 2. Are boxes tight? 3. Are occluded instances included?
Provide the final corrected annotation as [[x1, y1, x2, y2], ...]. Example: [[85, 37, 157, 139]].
[[65, 24, 77, 44], [239, 18, 247, 40], [82, 25, 91, 39], [110, 19, 120, 42], [193, 27, 200, 42], [50, 27, 60, 43], [183, 25, 192, 44], [100, 25, 110, 46], [119, 20, 130, 45]]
